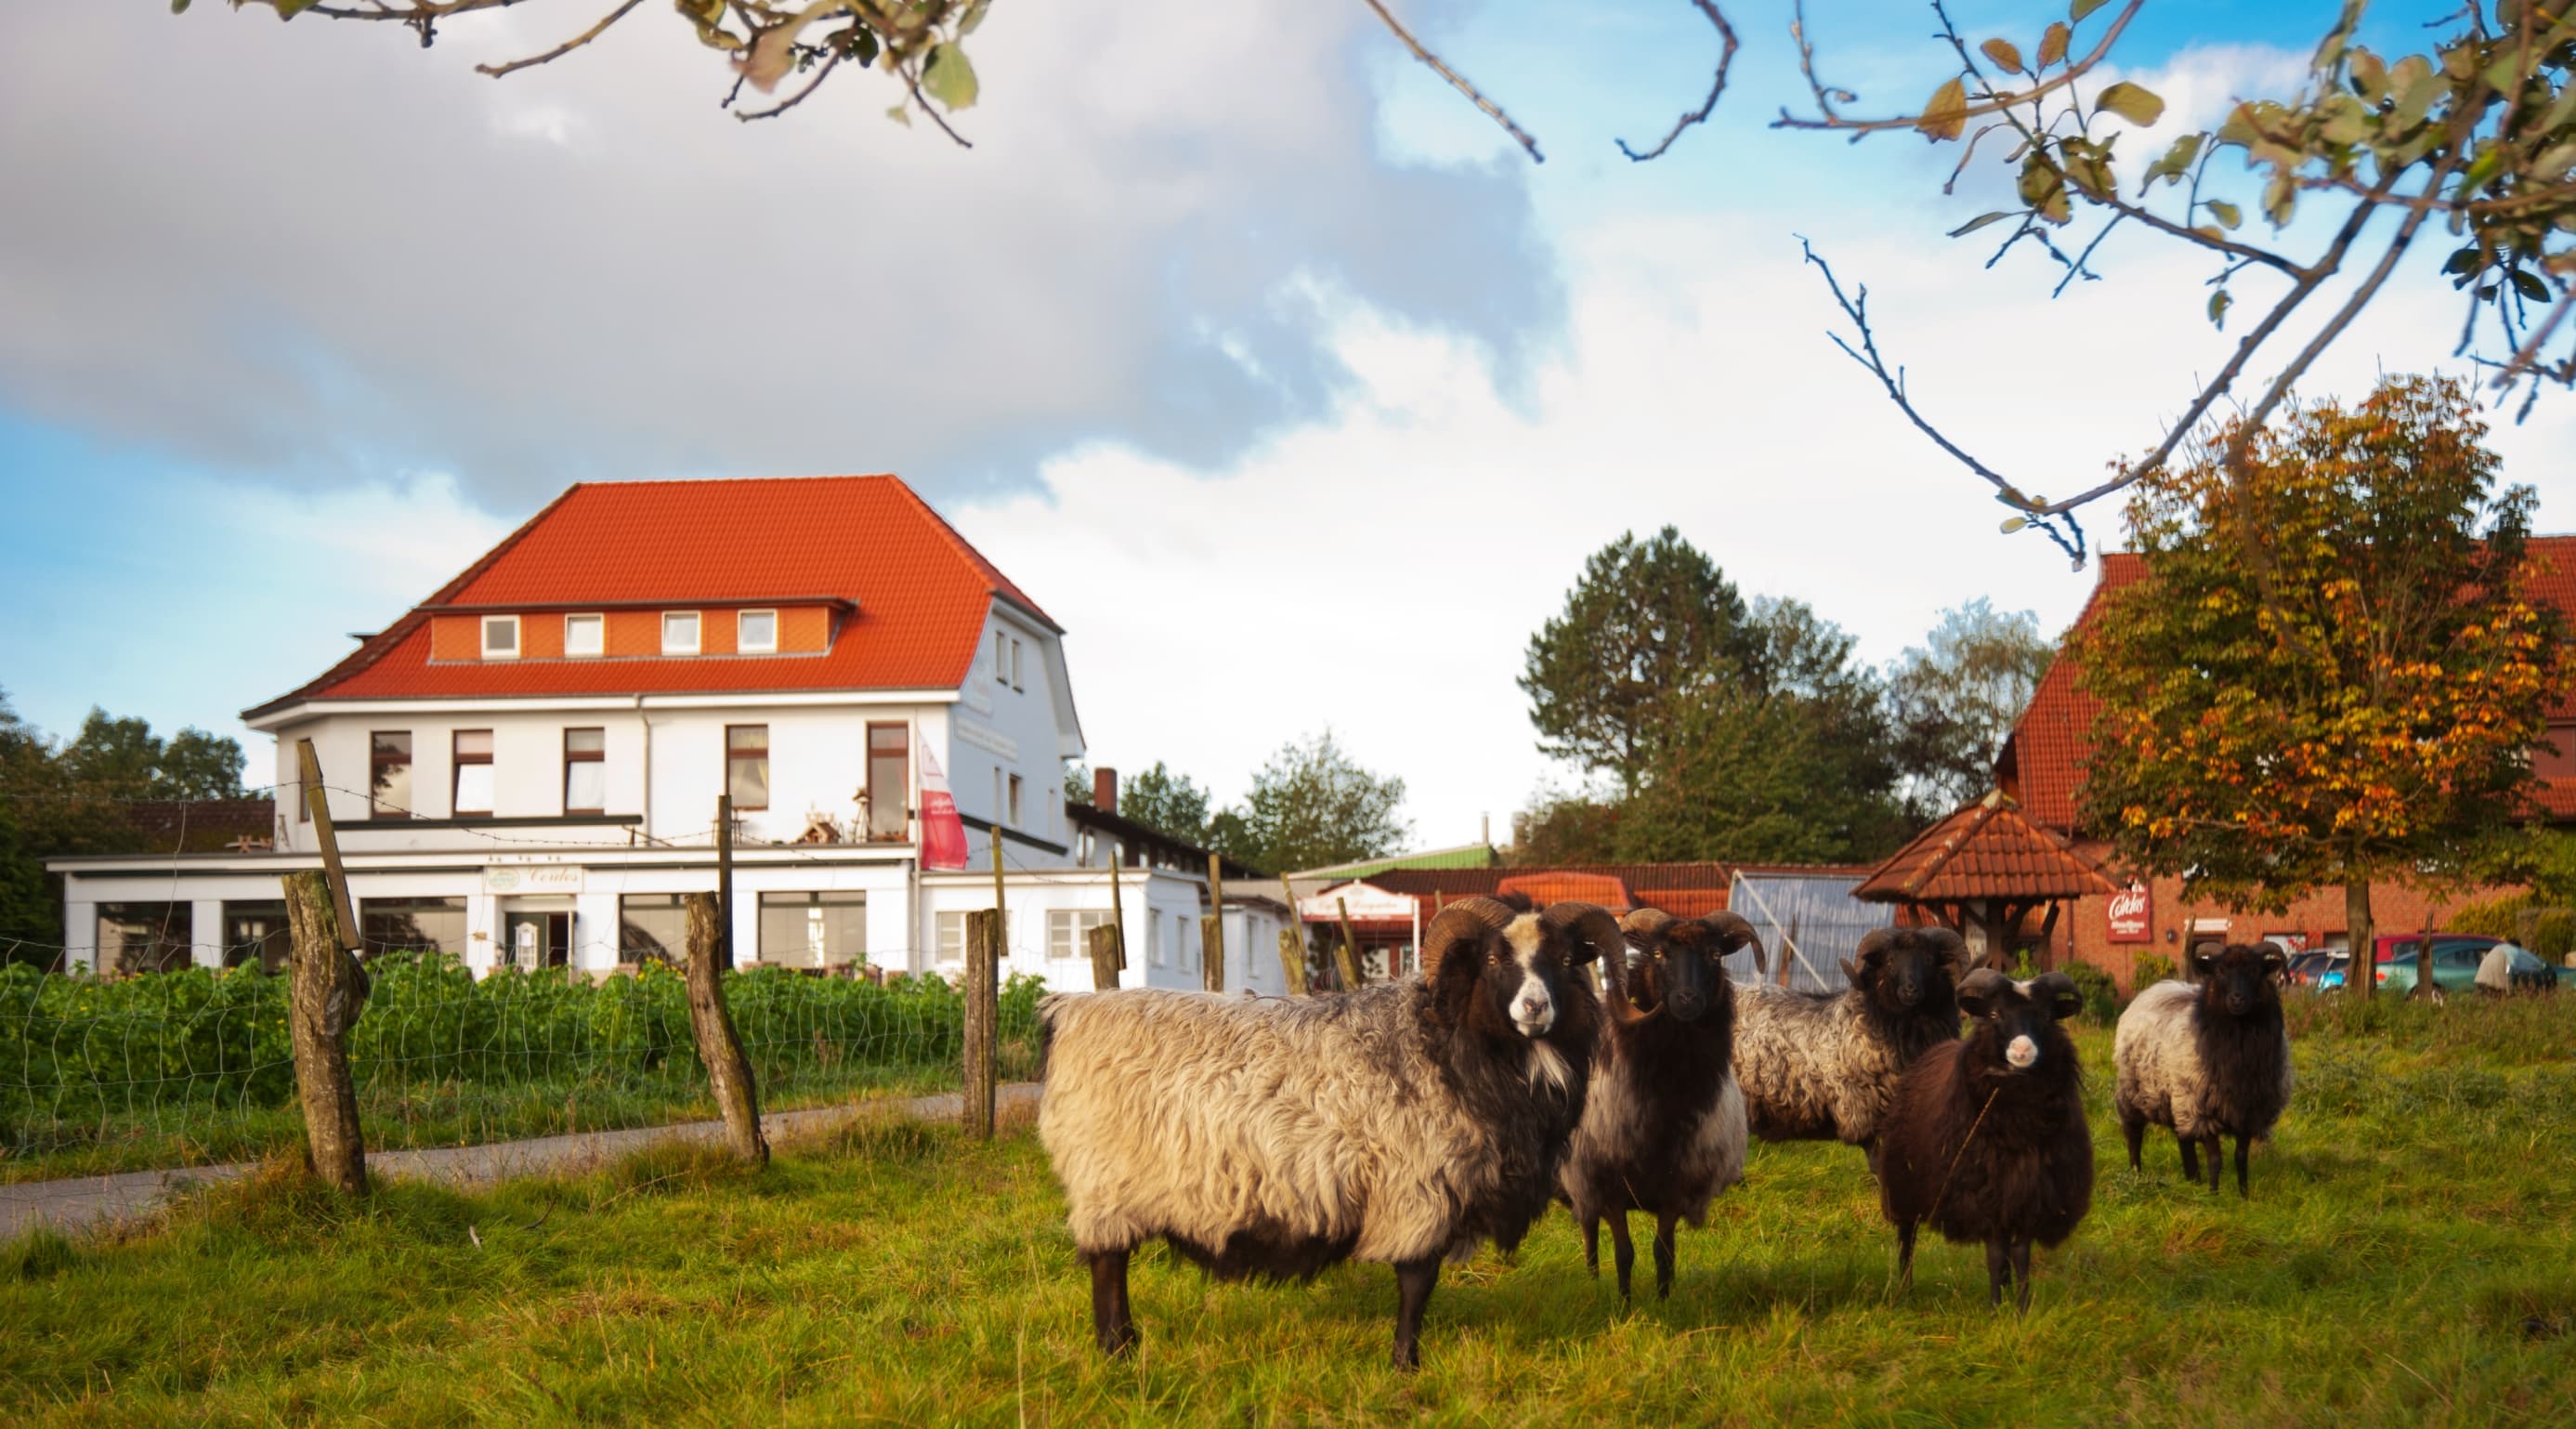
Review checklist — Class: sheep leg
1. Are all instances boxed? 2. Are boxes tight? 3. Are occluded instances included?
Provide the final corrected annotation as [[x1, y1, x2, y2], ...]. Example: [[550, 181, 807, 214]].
[[1087, 1248, 1136, 1357], [2119, 1106, 2146, 1173], [2202, 1134, 2224, 1195], [1895, 1221, 1916, 1291], [2233, 1134, 2251, 1200], [2009, 1239, 2034, 1314], [1391, 1257, 1439, 1371], [1652, 1212, 1679, 1301], [1606, 1213, 1637, 1302], [1581, 1216, 1601, 1278], [2177, 1133, 2201, 1184], [1983, 1239, 2010, 1309]]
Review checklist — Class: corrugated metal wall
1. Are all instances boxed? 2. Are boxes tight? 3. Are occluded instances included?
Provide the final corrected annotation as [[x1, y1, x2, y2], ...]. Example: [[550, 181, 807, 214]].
[[1725, 872, 1895, 994]]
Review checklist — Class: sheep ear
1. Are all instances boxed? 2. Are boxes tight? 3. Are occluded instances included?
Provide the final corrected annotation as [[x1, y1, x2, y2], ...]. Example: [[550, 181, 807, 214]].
[[1839, 957, 1862, 986], [2189, 946, 2220, 977], [2031, 971, 2083, 1022], [2261, 950, 2287, 979], [1853, 927, 1897, 967]]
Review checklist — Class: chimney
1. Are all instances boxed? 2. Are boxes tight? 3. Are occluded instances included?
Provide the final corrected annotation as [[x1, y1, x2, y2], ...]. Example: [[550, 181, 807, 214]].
[[1481, 812, 1491, 847], [1093, 767, 1118, 816]]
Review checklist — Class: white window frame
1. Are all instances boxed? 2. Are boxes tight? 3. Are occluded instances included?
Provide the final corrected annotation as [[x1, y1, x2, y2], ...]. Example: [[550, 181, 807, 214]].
[[564, 613, 604, 658], [935, 910, 971, 968], [661, 611, 700, 655], [1148, 912, 1166, 968], [1010, 637, 1024, 691], [993, 630, 1008, 681], [480, 615, 521, 660], [1008, 773, 1024, 828], [738, 609, 778, 654], [1047, 909, 1115, 961]]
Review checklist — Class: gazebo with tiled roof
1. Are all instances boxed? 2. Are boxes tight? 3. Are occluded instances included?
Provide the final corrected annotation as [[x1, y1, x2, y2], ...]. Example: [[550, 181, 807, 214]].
[[1855, 791, 2118, 970]]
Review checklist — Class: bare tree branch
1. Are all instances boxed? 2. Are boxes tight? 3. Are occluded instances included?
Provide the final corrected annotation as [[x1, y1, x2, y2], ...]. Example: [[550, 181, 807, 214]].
[[736, 47, 843, 122], [904, 64, 975, 149], [475, 0, 644, 78], [1357, 0, 1544, 164], [1616, 1, 1738, 163], [1772, 0, 2142, 136]]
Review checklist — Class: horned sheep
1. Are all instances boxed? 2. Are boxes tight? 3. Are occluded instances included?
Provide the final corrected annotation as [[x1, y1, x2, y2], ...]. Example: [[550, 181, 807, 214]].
[[1559, 908, 1759, 1301], [2114, 942, 2295, 1197], [1034, 896, 1616, 1370], [1877, 968, 2094, 1311], [1732, 925, 1968, 1149]]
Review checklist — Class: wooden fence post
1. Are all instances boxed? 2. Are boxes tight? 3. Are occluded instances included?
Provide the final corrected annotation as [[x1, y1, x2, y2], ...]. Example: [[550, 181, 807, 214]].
[[1202, 852, 1228, 993], [1335, 897, 1366, 990], [1106, 841, 1129, 969], [281, 870, 368, 1195], [1088, 923, 1123, 992], [963, 908, 999, 1140], [1276, 875, 1309, 996], [684, 892, 768, 1165]]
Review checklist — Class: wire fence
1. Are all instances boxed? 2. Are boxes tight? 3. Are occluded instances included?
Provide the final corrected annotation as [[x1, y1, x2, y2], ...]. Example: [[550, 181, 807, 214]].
[[0, 950, 1045, 1184]]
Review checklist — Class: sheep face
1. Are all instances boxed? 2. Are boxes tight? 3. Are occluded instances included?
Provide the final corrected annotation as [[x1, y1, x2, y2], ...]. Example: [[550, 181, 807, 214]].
[[1431, 903, 1615, 1042], [1850, 927, 1968, 1020], [2189, 942, 2286, 1019], [1956, 969, 2082, 1076], [1634, 913, 1760, 1025]]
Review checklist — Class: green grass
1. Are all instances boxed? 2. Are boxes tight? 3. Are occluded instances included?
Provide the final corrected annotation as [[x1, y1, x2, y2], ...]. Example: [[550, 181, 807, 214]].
[[3, 1000, 2573, 1425]]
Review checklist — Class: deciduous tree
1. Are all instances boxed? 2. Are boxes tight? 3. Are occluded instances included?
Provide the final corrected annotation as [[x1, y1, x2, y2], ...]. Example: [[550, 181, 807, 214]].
[[1889, 599, 2058, 819], [2073, 374, 2563, 999], [1216, 731, 1409, 875]]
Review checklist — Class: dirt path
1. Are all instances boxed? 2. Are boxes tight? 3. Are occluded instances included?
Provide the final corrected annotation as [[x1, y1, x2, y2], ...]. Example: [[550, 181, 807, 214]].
[[0, 1082, 1040, 1241]]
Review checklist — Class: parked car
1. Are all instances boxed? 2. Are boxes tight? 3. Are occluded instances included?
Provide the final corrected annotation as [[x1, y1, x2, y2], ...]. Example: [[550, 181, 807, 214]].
[[2372, 935, 2561, 995], [2288, 950, 2350, 990]]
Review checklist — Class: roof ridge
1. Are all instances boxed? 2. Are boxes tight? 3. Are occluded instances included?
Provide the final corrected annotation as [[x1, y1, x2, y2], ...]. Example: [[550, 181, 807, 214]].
[[887, 480, 1061, 632]]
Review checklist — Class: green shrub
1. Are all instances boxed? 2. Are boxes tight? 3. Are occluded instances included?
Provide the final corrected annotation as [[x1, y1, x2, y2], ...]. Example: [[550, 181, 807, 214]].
[[2062, 961, 2122, 1024], [2134, 952, 2178, 990]]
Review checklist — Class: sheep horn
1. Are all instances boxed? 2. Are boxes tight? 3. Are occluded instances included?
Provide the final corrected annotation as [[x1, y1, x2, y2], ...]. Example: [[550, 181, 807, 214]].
[[1697, 911, 1766, 976], [1956, 966, 2013, 1016], [1420, 898, 1514, 976], [1916, 926, 1970, 970], [1619, 907, 1676, 950], [1852, 926, 1902, 964], [1540, 901, 1621, 967]]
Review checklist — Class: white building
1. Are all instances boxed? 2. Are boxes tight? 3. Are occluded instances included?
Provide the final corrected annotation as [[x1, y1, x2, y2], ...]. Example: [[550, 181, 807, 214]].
[[48, 475, 1283, 993]]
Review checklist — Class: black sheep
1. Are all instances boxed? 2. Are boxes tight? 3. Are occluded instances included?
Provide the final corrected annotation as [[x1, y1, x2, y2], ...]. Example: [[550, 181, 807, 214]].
[[1878, 969, 2093, 1312], [2114, 942, 2295, 1197], [1560, 909, 1759, 1300]]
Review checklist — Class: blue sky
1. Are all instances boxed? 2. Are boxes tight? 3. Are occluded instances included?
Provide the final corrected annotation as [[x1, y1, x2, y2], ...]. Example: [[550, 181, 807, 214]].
[[4, 0, 2569, 841]]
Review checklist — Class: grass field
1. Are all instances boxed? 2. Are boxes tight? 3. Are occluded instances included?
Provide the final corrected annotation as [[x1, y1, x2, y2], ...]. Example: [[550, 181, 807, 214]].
[[2, 995, 2571, 1426]]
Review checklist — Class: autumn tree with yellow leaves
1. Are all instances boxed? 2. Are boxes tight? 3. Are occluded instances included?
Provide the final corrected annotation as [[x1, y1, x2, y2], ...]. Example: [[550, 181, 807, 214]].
[[2074, 374, 2564, 997]]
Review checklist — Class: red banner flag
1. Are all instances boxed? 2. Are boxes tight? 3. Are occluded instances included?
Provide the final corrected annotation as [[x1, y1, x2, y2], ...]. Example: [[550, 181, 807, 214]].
[[918, 743, 970, 871]]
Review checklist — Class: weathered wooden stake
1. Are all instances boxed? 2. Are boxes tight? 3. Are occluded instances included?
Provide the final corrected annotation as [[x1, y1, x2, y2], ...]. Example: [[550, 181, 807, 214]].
[[1202, 852, 1229, 993], [717, 793, 736, 965], [1106, 840, 1129, 970], [1276, 876, 1310, 995], [294, 740, 360, 954], [963, 908, 999, 1140], [1335, 897, 1365, 990], [684, 891, 767, 1165], [1088, 922, 1123, 992], [281, 870, 368, 1195]]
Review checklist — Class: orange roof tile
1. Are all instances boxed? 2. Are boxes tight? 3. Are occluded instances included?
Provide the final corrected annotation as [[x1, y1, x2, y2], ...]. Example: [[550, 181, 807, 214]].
[[244, 476, 1054, 716], [1855, 792, 2118, 904]]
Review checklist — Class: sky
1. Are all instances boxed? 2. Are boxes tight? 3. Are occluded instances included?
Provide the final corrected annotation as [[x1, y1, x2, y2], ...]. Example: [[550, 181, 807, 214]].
[[3, 0, 2570, 849]]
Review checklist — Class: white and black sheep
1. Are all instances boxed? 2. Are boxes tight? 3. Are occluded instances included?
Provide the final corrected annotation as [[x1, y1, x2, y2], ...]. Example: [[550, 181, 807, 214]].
[[2114, 942, 2294, 1197], [1035, 896, 1615, 1370], [1733, 925, 1968, 1149], [1559, 908, 1758, 1301], [1878, 969, 2093, 1312]]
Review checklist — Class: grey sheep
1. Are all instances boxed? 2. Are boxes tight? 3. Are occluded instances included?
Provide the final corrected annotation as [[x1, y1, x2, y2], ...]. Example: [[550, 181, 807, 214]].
[[2114, 942, 2294, 1197], [1732, 925, 1968, 1149], [1034, 896, 1616, 1370]]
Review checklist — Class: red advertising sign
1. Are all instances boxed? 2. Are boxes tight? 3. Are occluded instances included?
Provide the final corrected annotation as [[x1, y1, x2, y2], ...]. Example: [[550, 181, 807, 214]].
[[2107, 883, 2152, 944]]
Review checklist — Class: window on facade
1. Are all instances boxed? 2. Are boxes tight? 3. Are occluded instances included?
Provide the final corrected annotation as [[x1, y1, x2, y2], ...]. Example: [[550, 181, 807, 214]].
[[936, 910, 972, 968], [758, 891, 867, 968], [481, 615, 520, 659], [662, 611, 700, 655], [452, 729, 495, 815], [618, 894, 686, 965], [565, 613, 604, 658], [739, 610, 778, 653], [222, 900, 292, 973], [2538, 723, 2576, 779], [1147, 911, 1166, 967], [993, 631, 1008, 680], [866, 723, 909, 841], [1010, 637, 1024, 690], [370, 731, 412, 818], [97, 904, 192, 977], [1009, 774, 1024, 827], [564, 728, 607, 814], [1047, 910, 1115, 961], [726, 725, 769, 810], [359, 898, 467, 960]]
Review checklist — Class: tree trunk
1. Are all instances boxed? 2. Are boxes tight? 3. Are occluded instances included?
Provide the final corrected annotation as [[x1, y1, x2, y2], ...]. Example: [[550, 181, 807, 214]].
[[685, 892, 768, 1165], [281, 870, 368, 1195], [2346, 878, 2374, 1001]]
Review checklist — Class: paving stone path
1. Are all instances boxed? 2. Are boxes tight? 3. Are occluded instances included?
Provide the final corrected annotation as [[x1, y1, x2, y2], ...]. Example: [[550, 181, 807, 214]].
[[0, 1082, 1040, 1241]]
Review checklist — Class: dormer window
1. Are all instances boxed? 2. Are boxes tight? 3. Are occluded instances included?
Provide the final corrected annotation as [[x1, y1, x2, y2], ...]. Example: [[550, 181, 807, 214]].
[[565, 613, 604, 658], [662, 611, 700, 655], [481, 615, 520, 660], [739, 610, 778, 654]]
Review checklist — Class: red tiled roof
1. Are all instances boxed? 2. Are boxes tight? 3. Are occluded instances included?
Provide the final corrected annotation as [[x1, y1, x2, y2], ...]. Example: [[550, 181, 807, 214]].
[[2001, 539, 2576, 832], [1496, 872, 1636, 910], [1854, 792, 2116, 903], [244, 476, 1053, 716], [1357, 861, 1871, 921]]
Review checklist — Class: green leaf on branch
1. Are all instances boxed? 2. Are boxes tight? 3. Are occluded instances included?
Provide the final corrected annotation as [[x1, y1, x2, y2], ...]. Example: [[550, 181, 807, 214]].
[[272, 0, 318, 17], [2001, 517, 2031, 534], [923, 43, 979, 111], [2204, 198, 2242, 229], [2038, 22, 2070, 69], [2097, 82, 2165, 126], [2019, 153, 2073, 223], [170, 0, 190, 13], [961, 0, 991, 35], [1917, 77, 1969, 142], [1949, 211, 2015, 237], [2208, 289, 2232, 329], [2071, 0, 2111, 20], [2144, 132, 2203, 188], [2511, 269, 2554, 303], [1981, 38, 2024, 74]]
